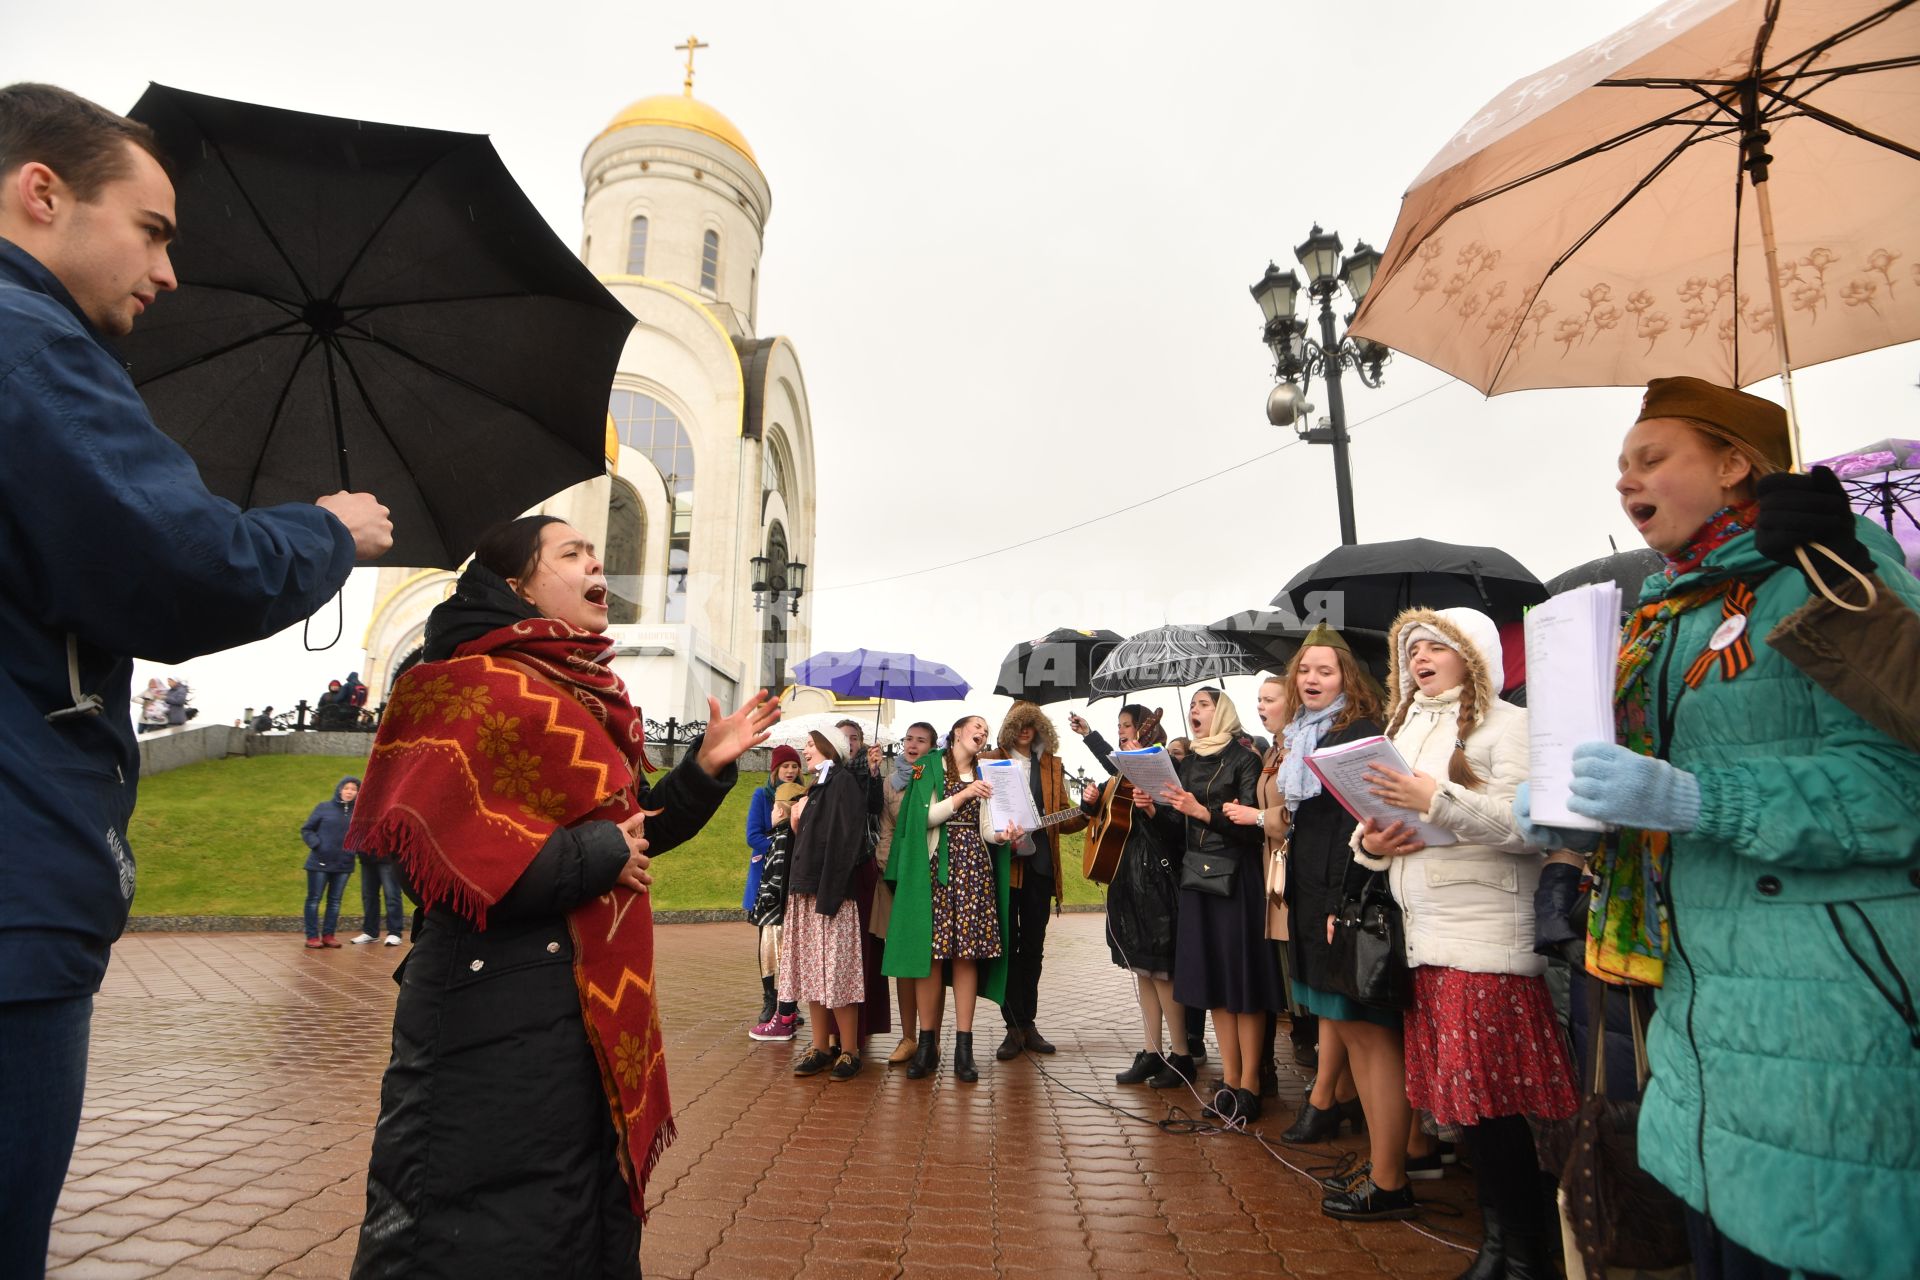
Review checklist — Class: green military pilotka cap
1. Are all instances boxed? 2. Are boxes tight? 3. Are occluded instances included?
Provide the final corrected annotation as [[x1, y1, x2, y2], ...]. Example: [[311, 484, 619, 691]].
[[1300, 622, 1352, 653]]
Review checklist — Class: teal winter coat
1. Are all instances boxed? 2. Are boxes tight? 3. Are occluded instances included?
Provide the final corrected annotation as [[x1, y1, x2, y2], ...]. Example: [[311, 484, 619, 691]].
[[1632, 516, 1920, 1280]]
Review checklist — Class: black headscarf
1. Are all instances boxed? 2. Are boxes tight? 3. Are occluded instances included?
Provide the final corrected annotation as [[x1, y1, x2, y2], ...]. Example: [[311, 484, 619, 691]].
[[422, 563, 539, 662]]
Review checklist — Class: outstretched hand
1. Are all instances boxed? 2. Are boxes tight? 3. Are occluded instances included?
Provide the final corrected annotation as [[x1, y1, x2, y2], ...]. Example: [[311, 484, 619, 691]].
[[696, 691, 782, 778]]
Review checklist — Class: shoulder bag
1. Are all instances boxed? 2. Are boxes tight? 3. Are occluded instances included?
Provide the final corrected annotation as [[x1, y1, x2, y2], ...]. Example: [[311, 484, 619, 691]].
[[1325, 870, 1411, 1009]]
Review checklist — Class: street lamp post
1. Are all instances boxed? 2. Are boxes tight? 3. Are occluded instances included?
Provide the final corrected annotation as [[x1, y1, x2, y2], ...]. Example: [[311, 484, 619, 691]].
[[1251, 225, 1390, 545]]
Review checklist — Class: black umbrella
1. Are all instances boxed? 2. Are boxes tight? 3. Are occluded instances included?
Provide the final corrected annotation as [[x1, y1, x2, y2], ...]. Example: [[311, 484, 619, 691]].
[[1276, 538, 1547, 632], [1207, 609, 1393, 685], [119, 85, 636, 568], [993, 628, 1123, 705], [1544, 548, 1666, 612]]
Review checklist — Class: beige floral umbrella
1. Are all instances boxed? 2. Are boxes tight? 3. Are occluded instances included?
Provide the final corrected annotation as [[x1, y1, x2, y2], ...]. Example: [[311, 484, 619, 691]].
[[1349, 0, 1920, 466]]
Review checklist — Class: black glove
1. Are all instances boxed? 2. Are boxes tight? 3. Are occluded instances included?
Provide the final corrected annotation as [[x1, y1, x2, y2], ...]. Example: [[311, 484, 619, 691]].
[[1754, 466, 1873, 576], [1533, 860, 1585, 958]]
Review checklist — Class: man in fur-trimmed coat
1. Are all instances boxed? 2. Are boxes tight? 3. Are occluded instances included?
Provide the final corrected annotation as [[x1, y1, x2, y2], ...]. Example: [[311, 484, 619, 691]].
[[982, 702, 1089, 1059]]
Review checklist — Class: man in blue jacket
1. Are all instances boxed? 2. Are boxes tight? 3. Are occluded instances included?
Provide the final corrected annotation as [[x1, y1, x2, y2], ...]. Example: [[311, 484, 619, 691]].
[[0, 83, 394, 1275]]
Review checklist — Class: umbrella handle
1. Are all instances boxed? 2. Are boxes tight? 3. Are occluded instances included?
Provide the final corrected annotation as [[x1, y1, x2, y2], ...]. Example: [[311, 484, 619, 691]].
[[1795, 543, 1877, 613]]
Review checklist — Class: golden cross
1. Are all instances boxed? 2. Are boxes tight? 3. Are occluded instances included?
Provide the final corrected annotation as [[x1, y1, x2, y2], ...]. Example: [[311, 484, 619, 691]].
[[675, 35, 709, 95]]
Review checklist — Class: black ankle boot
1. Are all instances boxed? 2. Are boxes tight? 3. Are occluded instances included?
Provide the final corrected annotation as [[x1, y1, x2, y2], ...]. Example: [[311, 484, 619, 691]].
[[952, 1030, 979, 1083], [1115, 1050, 1159, 1085], [1454, 1198, 1508, 1280], [1281, 1100, 1344, 1143], [1336, 1097, 1366, 1132], [758, 988, 777, 1026], [906, 1033, 940, 1080]]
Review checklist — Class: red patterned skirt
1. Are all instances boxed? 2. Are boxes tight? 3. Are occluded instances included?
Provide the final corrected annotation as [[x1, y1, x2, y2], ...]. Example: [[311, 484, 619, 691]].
[[1402, 966, 1578, 1127]]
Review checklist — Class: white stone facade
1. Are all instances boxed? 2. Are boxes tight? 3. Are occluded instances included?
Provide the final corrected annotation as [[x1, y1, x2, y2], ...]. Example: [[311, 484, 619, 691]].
[[362, 90, 815, 723]]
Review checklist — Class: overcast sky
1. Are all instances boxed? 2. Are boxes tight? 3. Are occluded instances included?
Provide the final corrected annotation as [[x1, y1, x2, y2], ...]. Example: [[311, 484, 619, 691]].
[[8, 0, 1913, 747]]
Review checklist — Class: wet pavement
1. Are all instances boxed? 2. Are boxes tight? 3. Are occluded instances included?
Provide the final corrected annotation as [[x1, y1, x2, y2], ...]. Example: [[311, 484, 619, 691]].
[[49, 917, 1482, 1277]]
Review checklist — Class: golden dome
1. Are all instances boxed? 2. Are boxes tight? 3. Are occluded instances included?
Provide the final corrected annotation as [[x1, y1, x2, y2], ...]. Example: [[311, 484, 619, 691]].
[[605, 412, 619, 471], [594, 92, 758, 166]]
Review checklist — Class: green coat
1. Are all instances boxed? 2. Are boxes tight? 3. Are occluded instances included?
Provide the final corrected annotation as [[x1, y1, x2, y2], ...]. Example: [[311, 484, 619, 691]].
[[1633, 517, 1920, 1280], [879, 751, 1010, 1005]]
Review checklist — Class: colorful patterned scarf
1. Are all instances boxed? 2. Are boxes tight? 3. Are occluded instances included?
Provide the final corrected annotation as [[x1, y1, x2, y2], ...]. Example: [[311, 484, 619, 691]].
[[1587, 504, 1755, 987], [347, 618, 672, 1218]]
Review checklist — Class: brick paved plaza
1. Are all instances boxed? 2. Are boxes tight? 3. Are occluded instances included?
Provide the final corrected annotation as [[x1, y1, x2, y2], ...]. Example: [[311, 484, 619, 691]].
[[48, 917, 1483, 1277]]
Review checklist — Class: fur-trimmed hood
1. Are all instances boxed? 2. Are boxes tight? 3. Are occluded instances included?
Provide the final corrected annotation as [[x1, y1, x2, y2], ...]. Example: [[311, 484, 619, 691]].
[[1385, 606, 1503, 726], [995, 701, 1059, 757]]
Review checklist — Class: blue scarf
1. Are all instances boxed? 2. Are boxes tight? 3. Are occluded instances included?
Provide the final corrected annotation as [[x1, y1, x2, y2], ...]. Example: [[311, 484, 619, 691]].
[[1278, 695, 1346, 813]]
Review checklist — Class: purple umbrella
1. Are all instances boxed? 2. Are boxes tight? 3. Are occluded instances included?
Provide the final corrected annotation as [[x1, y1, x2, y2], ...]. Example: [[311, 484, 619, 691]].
[[1813, 439, 1920, 574], [789, 649, 971, 734]]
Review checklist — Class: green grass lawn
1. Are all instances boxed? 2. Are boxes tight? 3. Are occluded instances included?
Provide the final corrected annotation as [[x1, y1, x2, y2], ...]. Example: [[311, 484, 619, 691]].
[[130, 756, 1105, 916]]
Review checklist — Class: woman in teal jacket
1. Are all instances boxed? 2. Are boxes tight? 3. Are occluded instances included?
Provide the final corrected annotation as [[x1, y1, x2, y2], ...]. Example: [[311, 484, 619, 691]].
[[1561, 378, 1920, 1280]]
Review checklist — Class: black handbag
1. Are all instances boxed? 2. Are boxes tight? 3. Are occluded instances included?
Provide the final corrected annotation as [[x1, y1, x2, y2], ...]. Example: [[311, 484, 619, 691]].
[[1326, 871, 1412, 1009], [1179, 848, 1236, 897]]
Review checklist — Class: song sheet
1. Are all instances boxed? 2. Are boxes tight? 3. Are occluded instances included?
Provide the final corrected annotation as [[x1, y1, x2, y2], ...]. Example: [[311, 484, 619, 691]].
[[1304, 737, 1458, 847], [978, 758, 1041, 834], [1109, 746, 1182, 800], [1523, 582, 1622, 831]]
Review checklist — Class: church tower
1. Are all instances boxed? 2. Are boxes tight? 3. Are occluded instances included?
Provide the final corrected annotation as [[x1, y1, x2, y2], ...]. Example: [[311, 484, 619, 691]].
[[361, 43, 816, 720]]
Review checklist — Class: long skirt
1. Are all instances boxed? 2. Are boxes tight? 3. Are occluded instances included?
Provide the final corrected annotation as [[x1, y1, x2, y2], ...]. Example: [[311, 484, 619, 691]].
[[777, 892, 866, 1009], [1172, 853, 1283, 1014], [1402, 965, 1579, 1127], [930, 824, 1001, 959]]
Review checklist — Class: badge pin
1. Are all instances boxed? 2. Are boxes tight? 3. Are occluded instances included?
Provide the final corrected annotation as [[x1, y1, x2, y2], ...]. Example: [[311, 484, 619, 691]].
[[1709, 614, 1747, 652]]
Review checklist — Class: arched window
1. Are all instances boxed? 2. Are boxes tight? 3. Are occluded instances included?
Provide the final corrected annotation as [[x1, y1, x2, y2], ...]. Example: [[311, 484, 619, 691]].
[[761, 430, 791, 510], [700, 229, 720, 293], [605, 478, 645, 625], [608, 390, 694, 622], [626, 216, 648, 275]]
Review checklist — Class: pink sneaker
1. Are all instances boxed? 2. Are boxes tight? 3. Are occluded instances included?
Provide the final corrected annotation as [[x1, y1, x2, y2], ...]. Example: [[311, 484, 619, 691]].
[[750, 1012, 798, 1042]]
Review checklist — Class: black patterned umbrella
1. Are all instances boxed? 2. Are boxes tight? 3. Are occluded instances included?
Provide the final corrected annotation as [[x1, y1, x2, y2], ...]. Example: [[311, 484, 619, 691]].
[[1545, 548, 1667, 612], [1089, 624, 1263, 701]]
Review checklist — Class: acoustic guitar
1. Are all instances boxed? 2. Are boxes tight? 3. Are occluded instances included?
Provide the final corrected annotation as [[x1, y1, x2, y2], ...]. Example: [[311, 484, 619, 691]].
[[1081, 708, 1164, 885]]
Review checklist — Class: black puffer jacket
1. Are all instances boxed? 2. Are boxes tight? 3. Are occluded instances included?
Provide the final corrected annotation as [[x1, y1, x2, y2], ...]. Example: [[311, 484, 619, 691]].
[[352, 746, 732, 1279], [352, 564, 738, 1278], [1283, 718, 1379, 994]]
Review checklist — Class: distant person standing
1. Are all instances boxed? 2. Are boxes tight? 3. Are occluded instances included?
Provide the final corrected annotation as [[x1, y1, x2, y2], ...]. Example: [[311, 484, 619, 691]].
[[0, 82, 392, 1277], [162, 677, 190, 727], [348, 843, 405, 949], [301, 778, 360, 949]]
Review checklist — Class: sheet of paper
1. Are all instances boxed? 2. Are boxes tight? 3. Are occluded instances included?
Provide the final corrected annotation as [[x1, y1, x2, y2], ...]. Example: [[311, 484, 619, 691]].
[[1304, 736, 1458, 847], [1524, 582, 1622, 831], [978, 758, 1041, 834], [1108, 746, 1182, 799]]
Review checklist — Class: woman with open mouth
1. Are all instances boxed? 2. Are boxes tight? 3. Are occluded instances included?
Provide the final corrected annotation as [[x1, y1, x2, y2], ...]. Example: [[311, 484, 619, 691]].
[[346, 514, 779, 1278], [1537, 378, 1920, 1280], [1135, 688, 1274, 1125]]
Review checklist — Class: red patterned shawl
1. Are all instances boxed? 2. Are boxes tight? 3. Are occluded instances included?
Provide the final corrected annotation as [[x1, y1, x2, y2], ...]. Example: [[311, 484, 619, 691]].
[[346, 617, 670, 1218]]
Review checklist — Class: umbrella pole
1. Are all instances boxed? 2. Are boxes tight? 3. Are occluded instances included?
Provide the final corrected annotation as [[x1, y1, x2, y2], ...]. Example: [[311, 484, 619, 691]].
[[1752, 175, 1805, 471], [1740, 86, 1803, 472]]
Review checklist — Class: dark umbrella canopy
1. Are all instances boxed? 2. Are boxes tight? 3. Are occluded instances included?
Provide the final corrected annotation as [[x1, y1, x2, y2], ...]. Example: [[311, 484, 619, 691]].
[[1207, 610, 1393, 684], [1089, 625, 1263, 701], [1545, 548, 1667, 611], [1277, 538, 1547, 631], [993, 628, 1122, 705], [119, 84, 636, 568]]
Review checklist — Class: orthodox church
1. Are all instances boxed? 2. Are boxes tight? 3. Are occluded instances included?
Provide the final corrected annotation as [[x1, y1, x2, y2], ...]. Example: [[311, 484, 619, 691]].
[[361, 48, 817, 721]]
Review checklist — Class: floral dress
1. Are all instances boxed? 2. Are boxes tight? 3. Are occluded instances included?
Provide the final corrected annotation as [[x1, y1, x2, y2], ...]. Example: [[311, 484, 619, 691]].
[[929, 776, 1001, 960]]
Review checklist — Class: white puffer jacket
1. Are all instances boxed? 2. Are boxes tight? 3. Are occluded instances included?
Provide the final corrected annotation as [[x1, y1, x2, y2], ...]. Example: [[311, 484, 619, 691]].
[[1352, 607, 1546, 977]]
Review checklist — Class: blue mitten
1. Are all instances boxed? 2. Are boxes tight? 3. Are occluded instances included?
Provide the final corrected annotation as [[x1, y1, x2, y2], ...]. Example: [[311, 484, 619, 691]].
[[1513, 781, 1600, 853], [1567, 742, 1701, 833]]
